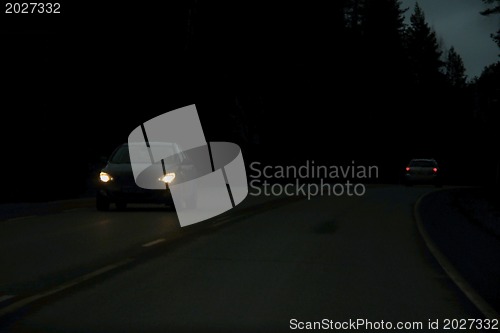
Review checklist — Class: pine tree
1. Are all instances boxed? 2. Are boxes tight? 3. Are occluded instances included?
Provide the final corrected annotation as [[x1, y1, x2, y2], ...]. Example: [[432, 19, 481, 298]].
[[405, 3, 444, 87], [445, 46, 467, 88], [481, 0, 500, 50]]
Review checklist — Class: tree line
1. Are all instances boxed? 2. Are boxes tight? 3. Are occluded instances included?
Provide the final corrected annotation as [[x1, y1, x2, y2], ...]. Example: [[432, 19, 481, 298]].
[[2, 1, 498, 202], [183, 0, 499, 184]]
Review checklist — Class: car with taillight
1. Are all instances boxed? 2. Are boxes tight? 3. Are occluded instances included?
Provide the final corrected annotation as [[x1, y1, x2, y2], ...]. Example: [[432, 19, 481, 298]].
[[403, 158, 441, 186]]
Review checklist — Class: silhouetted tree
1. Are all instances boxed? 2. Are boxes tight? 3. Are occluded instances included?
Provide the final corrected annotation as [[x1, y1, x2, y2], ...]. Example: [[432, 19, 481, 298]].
[[472, 62, 500, 184], [481, 0, 500, 50], [339, 0, 409, 154], [477, 1, 500, 184], [401, 3, 449, 152], [476, 62, 500, 119], [405, 3, 444, 88], [442, 46, 471, 157], [445, 46, 467, 88]]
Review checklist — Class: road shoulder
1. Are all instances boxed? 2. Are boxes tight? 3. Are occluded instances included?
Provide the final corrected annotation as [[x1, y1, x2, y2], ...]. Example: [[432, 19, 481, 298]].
[[415, 188, 500, 319]]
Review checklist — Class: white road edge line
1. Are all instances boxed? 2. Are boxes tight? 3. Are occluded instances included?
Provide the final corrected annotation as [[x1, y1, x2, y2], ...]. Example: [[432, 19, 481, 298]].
[[0, 258, 134, 318], [0, 295, 14, 303], [414, 190, 500, 320], [142, 238, 166, 247]]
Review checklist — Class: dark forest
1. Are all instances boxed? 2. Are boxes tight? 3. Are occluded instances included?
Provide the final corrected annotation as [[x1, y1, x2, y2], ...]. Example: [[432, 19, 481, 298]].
[[1, 0, 499, 201]]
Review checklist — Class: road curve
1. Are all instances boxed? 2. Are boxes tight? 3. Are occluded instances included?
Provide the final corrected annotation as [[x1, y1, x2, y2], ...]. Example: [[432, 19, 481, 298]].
[[1, 186, 485, 333]]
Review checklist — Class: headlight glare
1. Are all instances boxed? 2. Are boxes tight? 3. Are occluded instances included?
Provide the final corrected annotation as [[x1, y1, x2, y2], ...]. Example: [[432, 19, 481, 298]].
[[99, 172, 113, 183], [159, 172, 176, 184]]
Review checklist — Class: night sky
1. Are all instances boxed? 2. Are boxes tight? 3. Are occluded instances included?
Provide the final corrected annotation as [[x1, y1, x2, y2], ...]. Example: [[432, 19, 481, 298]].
[[402, 0, 499, 78]]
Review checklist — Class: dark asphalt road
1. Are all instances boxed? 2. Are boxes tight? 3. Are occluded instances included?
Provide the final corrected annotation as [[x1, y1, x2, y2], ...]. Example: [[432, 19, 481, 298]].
[[0, 186, 487, 332]]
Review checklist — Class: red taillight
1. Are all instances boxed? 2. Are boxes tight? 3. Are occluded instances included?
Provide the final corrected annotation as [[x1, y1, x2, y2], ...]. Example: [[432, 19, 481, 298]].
[[433, 167, 438, 173], [405, 167, 410, 171]]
